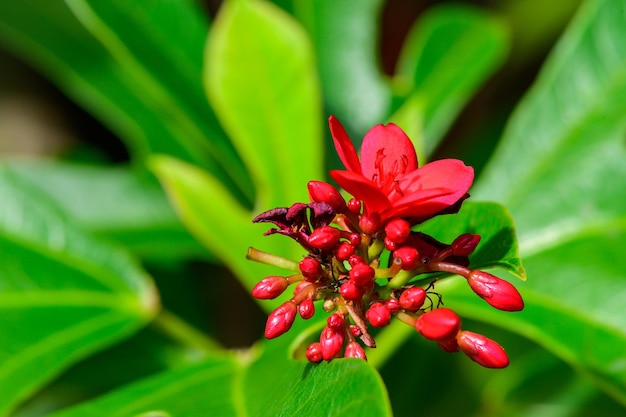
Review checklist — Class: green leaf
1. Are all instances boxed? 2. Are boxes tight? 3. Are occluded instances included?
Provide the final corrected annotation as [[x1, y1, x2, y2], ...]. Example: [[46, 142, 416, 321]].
[[419, 202, 526, 280], [394, 3, 509, 156], [204, 0, 324, 210], [5, 160, 209, 263], [465, 0, 626, 404], [48, 339, 392, 417], [292, 0, 391, 135], [0, 1, 253, 202], [0, 166, 158, 415]]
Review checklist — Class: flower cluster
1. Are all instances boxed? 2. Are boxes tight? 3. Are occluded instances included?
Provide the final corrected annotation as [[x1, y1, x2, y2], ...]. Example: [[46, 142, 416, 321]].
[[248, 116, 523, 368]]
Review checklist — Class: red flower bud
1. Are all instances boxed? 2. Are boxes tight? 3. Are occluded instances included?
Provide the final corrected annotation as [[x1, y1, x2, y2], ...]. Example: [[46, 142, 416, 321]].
[[264, 301, 297, 339], [393, 246, 420, 270], [349, 263, 375, 286], [252, 276, 289, 299], [384, 297, 400, 313], [320, 326, 345, 361], [399, 287, 426, 311], [327, 313, 344, 331], [348, 254, 364, 267], [385, 218, 411, 244], [467, 271, 524, 312], [299, 257, 322, 281], [349, 233, 362, 246], [306, 342, 323, 363], [359, 212, 380, 235], [344, 341, 367, 360], [340, 280, 365, 301], [415, 308, 461, 341], [308, 226, 341, 250], [438, 337, 460, 353], [451, 233, 481, 256], [347, 198, 361, 214], [349, 325, 362, 337], [457, 330, 509, 368], [384, 237, 397, 251], [335, 241, 355, 261], [366, 302, 391, 328], [307, 180, 347, 212], [298, 299, 315, 320]]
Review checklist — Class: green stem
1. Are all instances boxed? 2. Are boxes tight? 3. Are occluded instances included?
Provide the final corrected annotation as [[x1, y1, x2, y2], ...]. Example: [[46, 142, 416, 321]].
[[152, 309, 222, 354], [246, 247, 299, 271], [387, 269, 416, 288]]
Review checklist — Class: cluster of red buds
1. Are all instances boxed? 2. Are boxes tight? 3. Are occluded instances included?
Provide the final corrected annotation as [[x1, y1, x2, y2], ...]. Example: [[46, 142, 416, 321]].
[[247, 116, 524, 368]]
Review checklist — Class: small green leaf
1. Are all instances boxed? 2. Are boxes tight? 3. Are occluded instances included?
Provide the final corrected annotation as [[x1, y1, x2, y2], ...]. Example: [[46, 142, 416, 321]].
[[0, 166, 158, 415], [204, 0, 324, 210], [394, 3, 509, 155], [419, 202, 526, 280], [48, 339, 392, 417]]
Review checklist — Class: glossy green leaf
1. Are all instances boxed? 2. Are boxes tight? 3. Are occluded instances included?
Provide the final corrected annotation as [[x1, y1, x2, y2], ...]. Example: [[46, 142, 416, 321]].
[[5, 160, 208, 263], [0, 166, 158, 415], [462, 0, 626, 404], [204, 0, 323, 210], [292, 0, 391, 135], [419, 201, 526, 280], [49, 338, 391, 417], [394, 3, 509, 155], [0, 1, 253, 202]]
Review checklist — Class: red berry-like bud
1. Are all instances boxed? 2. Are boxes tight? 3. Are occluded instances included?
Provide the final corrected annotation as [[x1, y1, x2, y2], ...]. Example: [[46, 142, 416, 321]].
[[399, 287, 426, 311], [467, 271, 524, 312], [298, 299, 315, 319], [349, 263, 375, 286], [308, 226, 341, 250], [348, 254, 364, 267], [299, 257, 322, 281], [366, 302, 391, 328], [457, 330, 509, 368], [264, 301, 297, 339], [344, 341, 367, 360], [415, 308, 461, 341], [451, 233, 481, 256], [335, 241, 355, 261], [327, 313, 344, 330], [385, 218, 411, 244], [252, 276, 289, 299], [393, 246, 420, 270], [320, 326, 344, 361], [384, 237, 397, 251], [384, 297, 400, 313], [307, 180, 347, 212], [349, 233, 362, 246], [306, 342, 323, 363], [350, 325, 362, 337], [347, 198, 361, 214], [340, 280, 365, 301], [359, 212, 381, 235]]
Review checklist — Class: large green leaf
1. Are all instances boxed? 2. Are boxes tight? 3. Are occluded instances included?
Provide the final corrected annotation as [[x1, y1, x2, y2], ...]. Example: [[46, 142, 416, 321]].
[[393, 3, 509, 156], [48, 338, 391, 417], [458, 0, 626, 404], [5, 160, 208, 263], [204, 0, 323, 210], [291, 0, 391, 135], [0, 166, 158, 415], [0, 1, 252, 203]]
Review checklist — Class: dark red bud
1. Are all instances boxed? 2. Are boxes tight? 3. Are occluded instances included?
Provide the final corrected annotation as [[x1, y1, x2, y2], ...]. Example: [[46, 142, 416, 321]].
[[306, 342, 323, 363], [252, 276, 289, 299], [415, 308, 461, 341], [298, 298, 315, 320], [349, 263, 375, 286], [264, 301, 297, 339], [393, 246, 420, 270], [350, 325, 362, 337], [347, 198, 361, 214], [438, 337, 460, 353], [344, 341, 367, 360], [335, 241, 355, 261], [349, 233, 362, 246], [399, 287, 426, 311], [340, 280, 365, 301], [366, 302, 391, 328], [384, 237, 397, 251], [385, 218, 411, 244], [457, 330, 509, 368], [467, 271, 524, 312], [307, 180, 347, 212], [359, 212, 381, 235], [327, 313, 344, 331], [348, 254, 364, 267], [320, 326, 344, 361], [451, 233, 481, 256], [384, 297, 400, 313], [299, 257, 322, 281], [308, 226, 341, 250]]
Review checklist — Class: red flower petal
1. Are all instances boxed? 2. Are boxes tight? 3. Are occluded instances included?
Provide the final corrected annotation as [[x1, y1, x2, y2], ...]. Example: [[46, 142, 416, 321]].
[[330, 170, 391, 215], [359, 123, 418, 182], [329, 115, 361, 174], [398, 159, 473, 198]]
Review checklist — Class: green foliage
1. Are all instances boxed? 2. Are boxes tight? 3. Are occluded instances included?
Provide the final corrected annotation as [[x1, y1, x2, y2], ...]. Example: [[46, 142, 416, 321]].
[[0, 0, 624, 415]]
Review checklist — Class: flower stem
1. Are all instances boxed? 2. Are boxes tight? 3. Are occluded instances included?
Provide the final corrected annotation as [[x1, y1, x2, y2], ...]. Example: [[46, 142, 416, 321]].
[[430, 261, 470, 278], [246, 247, 299, 271], [387, 269, 416, 288]]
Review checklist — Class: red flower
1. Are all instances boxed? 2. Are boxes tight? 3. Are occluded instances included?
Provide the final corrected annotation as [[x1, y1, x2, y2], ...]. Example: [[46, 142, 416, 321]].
[[328, 115, 474, 229]]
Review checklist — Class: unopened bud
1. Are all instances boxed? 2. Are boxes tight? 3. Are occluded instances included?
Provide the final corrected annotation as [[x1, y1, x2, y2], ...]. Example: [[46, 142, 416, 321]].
[[335, 241, 355, 261], [359, 212, 380, 235], [307, 181, 347, 212], [298, 299, 315, 320], [308, 226, 341, 250], [457, 330, 509, 368], [415, 308, 461, 341], [385, 218, 411, 244], [264, 301, 297, 339], [347, 198, 361, 214], [344, 341, 367, 360], [306, 342, 323, 363], [366, 302, 391, 328], [340, 280, 366, 301], [451, 233, 481, 256], [393, 246, 420, 270], [299, 257, 322, 281], [320, 326, 345, 361], [467, 271, 524, 312], [327, 313, 344, 331], [349, 263, 375, 286], [399, 287, 426, 311], [252, 276, 289, 299]]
